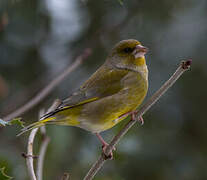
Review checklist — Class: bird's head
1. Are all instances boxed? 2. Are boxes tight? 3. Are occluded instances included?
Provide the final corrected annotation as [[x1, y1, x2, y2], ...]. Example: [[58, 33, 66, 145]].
[[107, 39, 148, 70]]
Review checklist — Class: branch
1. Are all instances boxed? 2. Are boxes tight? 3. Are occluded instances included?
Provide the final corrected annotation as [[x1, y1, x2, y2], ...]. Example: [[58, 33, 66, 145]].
[[83, 60, 192, 180], [36, 110, 50, 180], [3, 48, 92, 122], [24, 100, 61, 180], [25, 127, 38, 180]]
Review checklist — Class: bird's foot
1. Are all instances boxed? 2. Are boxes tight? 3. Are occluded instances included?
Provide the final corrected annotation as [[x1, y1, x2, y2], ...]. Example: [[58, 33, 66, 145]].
[[101, 142, 116, 160], [118, 111, 144, 125], [95, 133, 115, 160], [130, 112, 144, 125], [138, 116, 144, 125]]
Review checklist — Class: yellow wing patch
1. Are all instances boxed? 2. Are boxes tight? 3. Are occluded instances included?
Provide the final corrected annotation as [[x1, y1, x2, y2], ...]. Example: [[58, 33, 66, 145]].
[[62, 97, 99, 110]]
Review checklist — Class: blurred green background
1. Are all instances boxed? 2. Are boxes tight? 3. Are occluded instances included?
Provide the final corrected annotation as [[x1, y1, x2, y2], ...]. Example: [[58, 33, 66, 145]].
[[0, 0, 207, 179]]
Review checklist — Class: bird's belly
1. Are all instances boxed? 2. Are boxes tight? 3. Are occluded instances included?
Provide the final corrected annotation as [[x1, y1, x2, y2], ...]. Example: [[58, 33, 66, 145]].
[[78, 81, 147, 133]]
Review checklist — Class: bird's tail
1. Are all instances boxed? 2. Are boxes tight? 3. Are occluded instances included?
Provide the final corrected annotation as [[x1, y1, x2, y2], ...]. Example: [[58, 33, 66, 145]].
[[17, 117, 56, 136]]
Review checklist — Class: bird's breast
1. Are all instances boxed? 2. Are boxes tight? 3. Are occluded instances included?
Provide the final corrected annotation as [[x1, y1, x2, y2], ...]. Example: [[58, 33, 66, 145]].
[[120, 71, 148, 108], [78, 71, 148, 133]]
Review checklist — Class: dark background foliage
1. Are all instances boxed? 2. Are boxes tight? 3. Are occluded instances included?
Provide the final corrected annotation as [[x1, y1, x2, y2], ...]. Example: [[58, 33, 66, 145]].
[[0, 0, 207, 179]]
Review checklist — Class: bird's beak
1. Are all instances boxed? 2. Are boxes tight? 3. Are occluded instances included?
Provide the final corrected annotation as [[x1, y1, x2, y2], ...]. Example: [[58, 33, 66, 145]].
[[132, 45, 148, 59]]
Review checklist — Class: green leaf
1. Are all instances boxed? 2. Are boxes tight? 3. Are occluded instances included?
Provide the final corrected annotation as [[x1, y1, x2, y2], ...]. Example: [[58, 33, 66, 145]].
[[0, 167, 13, 180], [0, 118, 24, 127], [9, 118, 25, 127]]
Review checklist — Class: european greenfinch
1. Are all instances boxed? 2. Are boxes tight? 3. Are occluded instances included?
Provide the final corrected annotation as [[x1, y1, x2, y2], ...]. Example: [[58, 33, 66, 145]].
[[19, 39, 148, 154]]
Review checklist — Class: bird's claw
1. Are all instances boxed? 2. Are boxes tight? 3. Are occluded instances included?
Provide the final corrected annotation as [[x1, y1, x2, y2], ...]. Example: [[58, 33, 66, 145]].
[[130, 112, 144, 125], [138, 116, 144, 125], [101, 143, 116, 160]]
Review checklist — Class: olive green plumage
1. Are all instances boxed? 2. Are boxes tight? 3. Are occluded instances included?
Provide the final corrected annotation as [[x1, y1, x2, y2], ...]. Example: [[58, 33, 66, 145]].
[[19, 39, 148, 135]]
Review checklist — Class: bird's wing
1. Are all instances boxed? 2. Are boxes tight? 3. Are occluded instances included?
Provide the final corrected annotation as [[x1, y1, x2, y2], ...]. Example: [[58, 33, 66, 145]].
[[41, 65, 128, 119], [61, 65, 128, 109]]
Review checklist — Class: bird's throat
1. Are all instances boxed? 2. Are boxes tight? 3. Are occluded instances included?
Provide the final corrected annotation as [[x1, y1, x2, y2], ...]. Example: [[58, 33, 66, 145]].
[[134, 56, 146, 66]]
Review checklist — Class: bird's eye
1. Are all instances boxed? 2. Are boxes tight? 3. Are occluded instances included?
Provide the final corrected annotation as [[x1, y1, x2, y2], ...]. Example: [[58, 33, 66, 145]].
[[123, 47, 133, 53]]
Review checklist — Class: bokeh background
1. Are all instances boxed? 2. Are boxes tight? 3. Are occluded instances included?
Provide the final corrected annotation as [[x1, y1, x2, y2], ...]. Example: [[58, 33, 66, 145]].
[[0, 0, 207, 179]]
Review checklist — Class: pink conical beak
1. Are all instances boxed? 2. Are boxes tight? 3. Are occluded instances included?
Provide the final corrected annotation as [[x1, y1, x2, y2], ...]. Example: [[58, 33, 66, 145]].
[[133, 45, 148, 58]]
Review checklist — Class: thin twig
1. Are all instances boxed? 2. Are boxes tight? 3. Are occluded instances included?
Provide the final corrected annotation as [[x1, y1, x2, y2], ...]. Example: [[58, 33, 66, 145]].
[[83, 60, 192, 180], [24, 100, 61, 180], [3, 48, 92, 122], [26, 127, 39, 180], [36, 109, 50, 180]]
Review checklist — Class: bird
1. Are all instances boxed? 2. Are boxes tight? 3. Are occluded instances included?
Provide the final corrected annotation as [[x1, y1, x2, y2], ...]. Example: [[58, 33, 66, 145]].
[[19, 39, 148, 157]]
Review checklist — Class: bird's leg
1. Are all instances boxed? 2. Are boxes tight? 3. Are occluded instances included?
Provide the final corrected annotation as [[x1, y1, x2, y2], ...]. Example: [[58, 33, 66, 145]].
[[95, 133, 115, 160], [119, 111, 144, 125]]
